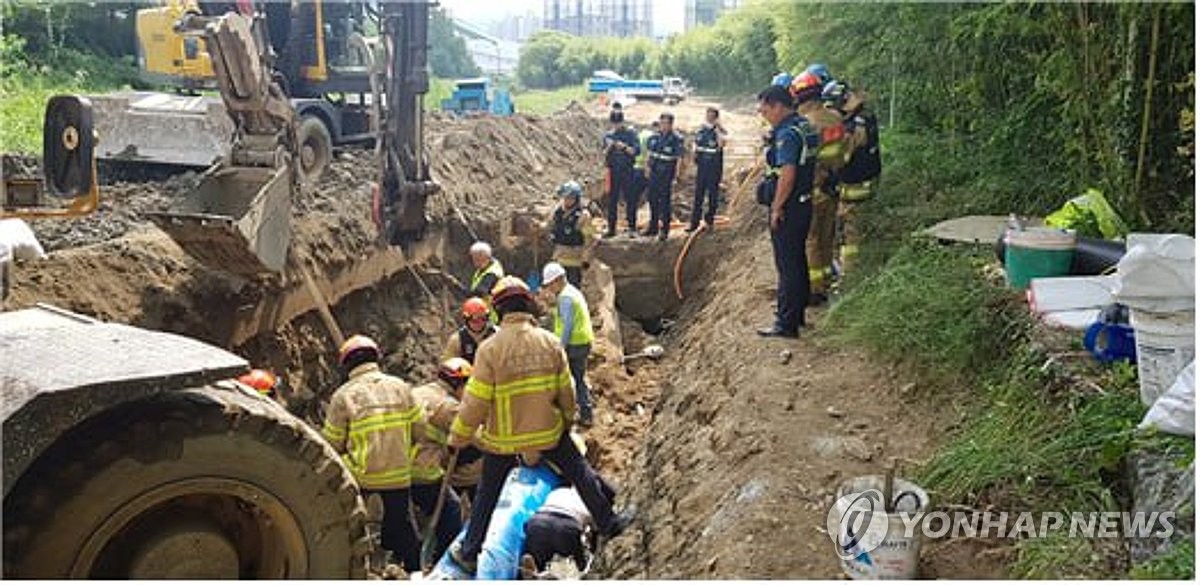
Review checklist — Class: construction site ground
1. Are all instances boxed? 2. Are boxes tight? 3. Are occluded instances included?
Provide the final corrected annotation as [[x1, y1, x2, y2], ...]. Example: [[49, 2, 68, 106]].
[[5, 98, 1013, 578]]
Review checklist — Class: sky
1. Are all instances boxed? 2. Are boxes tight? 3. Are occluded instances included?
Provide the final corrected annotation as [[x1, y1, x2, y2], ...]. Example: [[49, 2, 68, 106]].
[[439, 0, 687, 37]]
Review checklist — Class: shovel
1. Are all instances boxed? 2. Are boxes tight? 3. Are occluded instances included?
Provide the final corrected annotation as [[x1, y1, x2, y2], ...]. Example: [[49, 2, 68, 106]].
[[620, 344, 665, 365], [420, 449, 459, 573]]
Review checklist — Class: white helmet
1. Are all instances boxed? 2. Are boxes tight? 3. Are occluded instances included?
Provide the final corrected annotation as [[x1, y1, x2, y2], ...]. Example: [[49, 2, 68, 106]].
[[542, 262, 567, 284]]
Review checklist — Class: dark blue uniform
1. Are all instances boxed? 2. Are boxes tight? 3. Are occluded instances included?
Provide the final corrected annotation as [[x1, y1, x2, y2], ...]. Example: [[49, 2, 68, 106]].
[[765, 112, 819, 333], [689, 123, 724, 229], [603, 127, 641, 234], [645, 130, 684, 237]]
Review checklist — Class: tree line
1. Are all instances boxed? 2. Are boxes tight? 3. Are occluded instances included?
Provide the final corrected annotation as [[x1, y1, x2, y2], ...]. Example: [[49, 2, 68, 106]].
[[518, 1, 1193, 230]]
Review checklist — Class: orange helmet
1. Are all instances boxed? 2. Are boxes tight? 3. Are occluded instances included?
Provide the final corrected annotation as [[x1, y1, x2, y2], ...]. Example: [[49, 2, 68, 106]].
[[490, 275, 532, 307], [789, 70, 823, 104], [238, 369, 278, 394], [437, 357, 473, 384], [338, 334, 380, 366], [462, 297, 489, 320]]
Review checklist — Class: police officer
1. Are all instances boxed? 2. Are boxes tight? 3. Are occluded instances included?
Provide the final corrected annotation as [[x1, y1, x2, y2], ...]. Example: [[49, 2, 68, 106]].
[[545, 180, 594, 287], [602, 110, 640, 238], [688, 107, 728, 232], [755, 85, 819, 338], [644, 112, 684, 241]]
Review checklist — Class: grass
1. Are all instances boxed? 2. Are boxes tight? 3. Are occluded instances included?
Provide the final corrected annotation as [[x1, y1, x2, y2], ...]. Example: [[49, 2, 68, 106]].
[[423, 77, 455, 112], [1130, 538, 1196, 580], [823, 128, 1193, 579], [1, 40, 140, 154], [511, 84, 591, 116]]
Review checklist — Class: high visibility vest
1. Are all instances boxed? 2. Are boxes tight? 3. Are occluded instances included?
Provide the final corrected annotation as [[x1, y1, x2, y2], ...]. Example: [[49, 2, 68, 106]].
[[553, 284, 594, 346], [635, 129, 652, 169], [470, 259, 505, 321]]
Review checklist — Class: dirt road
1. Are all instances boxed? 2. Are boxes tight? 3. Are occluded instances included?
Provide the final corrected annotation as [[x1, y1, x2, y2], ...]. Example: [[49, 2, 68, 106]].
[[595, 97, 1008, 578]]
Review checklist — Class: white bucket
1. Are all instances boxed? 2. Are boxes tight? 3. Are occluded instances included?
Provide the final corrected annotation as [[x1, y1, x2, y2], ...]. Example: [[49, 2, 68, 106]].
[[831, 475, 929, 580], [1130, 309, 1196, 406]]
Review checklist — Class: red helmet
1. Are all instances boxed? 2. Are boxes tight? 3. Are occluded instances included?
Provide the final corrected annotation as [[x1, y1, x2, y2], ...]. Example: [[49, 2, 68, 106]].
[[437, 357, 473, 383], [789, 71, 823, 104], [462, 297, 489, 320], [490, 275, 533, 307], [238, 369, 278, 394], [338, 334, 380, 366]]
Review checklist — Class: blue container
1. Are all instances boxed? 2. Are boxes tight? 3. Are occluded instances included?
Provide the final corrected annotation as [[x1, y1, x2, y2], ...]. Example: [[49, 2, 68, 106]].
[[1084, 321, 1138, 364]]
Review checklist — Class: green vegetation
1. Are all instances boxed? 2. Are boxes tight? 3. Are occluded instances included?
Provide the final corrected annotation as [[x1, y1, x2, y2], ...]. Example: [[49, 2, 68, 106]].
[[429, 6, 481, 79], [1, 34, 140, 153], [511, 84, 590, 116], [1130, 538, 1196, 580], [517, 31, 656, 89]]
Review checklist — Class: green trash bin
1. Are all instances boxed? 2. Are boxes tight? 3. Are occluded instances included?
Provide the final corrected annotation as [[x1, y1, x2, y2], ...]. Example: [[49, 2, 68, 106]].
[[1005, 227, 1076, 289]]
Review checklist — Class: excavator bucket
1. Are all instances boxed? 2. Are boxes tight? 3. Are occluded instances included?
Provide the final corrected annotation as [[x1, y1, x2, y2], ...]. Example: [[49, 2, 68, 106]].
[[146, 164, 292, 276]]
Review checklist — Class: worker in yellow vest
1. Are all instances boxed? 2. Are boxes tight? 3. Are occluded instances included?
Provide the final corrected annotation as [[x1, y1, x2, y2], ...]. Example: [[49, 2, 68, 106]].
[[468, 241, 504, 321], [542, 261, 595, 427]]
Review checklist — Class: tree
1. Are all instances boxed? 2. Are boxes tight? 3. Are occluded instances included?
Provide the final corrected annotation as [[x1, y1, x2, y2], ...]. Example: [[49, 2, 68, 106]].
[[429, 6, 480, 79]]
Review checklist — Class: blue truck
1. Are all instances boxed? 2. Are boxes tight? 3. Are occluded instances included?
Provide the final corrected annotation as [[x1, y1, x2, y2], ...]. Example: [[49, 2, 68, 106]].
[[586, 70, 690, 105], [441, 77, 515, 116]]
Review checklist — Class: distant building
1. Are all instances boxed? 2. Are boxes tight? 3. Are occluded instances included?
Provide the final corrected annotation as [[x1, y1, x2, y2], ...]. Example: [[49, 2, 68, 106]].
[[543, 0, 652, 38], [488, 10, 542, 43], [684, 0, 741, 31]]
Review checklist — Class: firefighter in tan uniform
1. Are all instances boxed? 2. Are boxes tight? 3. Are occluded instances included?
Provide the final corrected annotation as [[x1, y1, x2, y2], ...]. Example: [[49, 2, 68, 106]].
[[441, 297, 497, 365], [411, 357, 484, 503], [322, 335, 459, 573], [446, 276, 633, 574], [791, 68, 848, 305]]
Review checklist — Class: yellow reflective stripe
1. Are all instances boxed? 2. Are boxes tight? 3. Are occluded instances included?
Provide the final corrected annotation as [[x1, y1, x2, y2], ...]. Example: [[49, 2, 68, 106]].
[[425, 425, 448, 444], [465, 376, 494, 401], [451, 416, 476, 439], [842, 244, 859, 256], [348, 408, 422, 439], [809, 269, 825, 282], [479, 419, 564, 449], [412, 465, 443, 483], [322, 422, 347, 442], [492, 373, 563, 395], [356, 467, 413, 484]]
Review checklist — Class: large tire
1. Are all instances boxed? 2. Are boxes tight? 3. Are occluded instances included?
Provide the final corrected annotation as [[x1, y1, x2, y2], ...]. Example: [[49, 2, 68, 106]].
[[2, 384, 370, 579], [298, 115, 333, 184]]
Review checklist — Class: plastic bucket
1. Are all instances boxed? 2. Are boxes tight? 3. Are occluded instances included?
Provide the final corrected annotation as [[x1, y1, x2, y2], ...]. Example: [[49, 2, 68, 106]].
[[833, 475, 929, 580], [1005, 228, 1076, 289], [1130, 309, 1195, 406]]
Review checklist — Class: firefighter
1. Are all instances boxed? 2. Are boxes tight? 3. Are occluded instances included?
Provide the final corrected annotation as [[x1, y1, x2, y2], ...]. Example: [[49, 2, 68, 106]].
[[411, 357, 483, 504], [441, 297, 497, 365], [688, 107, 728, 231], [644, 112, 684, 241], [446, 276, 633, 574], [791, 70, 847, 306], [546, 180, 594, 287], [322, 335, 449, 572], [826, 82, 882, 276]]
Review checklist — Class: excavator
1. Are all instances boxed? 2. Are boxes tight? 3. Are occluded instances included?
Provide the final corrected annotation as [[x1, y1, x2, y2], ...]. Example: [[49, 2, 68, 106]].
[[96, 0, 382, 182], [1, 1, 436, 577]]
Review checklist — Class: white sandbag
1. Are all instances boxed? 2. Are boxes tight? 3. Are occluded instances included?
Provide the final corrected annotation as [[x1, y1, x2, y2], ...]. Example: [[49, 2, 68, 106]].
[[0, 218, 47, 261], [1139, 360, 1195, 437], [1113, 233, 1194, 313]]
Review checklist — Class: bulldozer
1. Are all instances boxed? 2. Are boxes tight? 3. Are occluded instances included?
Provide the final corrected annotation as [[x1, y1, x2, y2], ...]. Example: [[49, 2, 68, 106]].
[[1, 1, 437, 577], [96, 0, 381, 182]]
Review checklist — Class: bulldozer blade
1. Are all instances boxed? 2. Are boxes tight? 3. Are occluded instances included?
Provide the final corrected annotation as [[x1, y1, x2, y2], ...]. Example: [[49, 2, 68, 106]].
[[147, 164, 292, 276]]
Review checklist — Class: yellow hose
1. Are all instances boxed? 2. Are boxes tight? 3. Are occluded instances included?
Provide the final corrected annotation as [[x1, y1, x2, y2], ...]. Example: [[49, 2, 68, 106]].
[[674, 222, 707, 300]]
